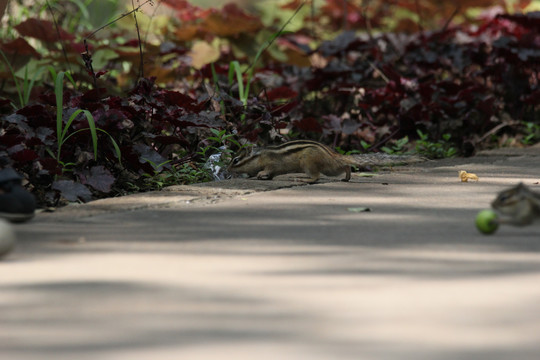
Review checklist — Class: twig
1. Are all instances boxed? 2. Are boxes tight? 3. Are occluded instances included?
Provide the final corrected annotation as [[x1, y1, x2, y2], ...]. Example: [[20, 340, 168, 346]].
[[414, 0, 424, 32], [368, 60, 389, 83], [243, 1, 305, 75], [371, 128, 400, 150], [46, 0, 72, 76], [82, 0, 153, 87], [143, 0, 161, 48], [82, 39, 97, 88], [361, 0, 374, 42], [131, 0, 145, 79], [442, 6, 460, 33], [477, 121, 517, 144], [311, 0, 316, 39]]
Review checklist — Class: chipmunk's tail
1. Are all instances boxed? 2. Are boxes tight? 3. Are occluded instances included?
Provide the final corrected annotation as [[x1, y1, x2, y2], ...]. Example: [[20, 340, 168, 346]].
[[348, 153, 426, 169]]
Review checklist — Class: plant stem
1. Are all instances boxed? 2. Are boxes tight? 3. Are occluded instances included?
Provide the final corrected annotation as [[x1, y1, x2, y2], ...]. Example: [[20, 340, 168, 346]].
[[46, 0, 72, 76], [84, 0, 154, 40]]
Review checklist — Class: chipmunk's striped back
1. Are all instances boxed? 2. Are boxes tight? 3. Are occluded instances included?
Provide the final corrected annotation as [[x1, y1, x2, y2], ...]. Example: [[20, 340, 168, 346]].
[[228, 140, 424, 183], [265, 140, 339, 159]]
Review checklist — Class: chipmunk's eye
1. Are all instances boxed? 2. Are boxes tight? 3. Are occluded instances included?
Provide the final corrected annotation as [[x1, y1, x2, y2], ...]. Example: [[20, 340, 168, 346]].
[[232, 157, 240, 165]]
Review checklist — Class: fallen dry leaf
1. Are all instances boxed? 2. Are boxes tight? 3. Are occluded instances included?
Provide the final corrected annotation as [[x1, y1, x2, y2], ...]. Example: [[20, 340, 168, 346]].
[[188, 41, 220, 69]]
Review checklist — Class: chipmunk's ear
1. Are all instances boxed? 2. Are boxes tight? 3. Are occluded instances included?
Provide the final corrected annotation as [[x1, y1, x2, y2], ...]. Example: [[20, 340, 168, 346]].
[[230, 146, 251, 165], [236, 147, 250, 157], [515, 182, 532, 194], [240, 145, 258, 156]]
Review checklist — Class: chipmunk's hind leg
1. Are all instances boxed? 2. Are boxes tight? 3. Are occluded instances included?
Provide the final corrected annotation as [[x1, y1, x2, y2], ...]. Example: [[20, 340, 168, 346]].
[[304, 166, 321, 183], [341, 166, 351, 182]]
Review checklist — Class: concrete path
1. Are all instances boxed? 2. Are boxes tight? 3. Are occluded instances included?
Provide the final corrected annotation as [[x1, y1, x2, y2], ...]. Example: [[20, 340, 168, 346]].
[[1, 146, 540, 360]]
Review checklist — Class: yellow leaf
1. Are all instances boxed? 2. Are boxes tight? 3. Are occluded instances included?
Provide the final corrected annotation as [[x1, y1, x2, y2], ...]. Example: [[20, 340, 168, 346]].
[[188, 41, 220, 70]]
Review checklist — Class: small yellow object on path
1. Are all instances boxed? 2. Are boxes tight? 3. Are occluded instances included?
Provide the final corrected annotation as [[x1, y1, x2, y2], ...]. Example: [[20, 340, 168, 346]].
[[459, 170, 479, 182]]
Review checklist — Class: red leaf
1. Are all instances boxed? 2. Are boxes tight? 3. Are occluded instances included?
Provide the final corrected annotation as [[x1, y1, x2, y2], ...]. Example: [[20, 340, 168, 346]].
[[10, 148, 39, 163], [0, 134, 25, 147], [202, 3, 262, 37], [164, 90, 201, 112], [265, 86, 298, 101], [271, 100, 298, 115], [37, 158, 62, 176], [154, 135, 190, 146], [52, 180, 92, 202], [133, 144, 168, 167], [522, 89, 540, 104], [281, 0, 304, 10], [162, 0, 208, 22], [15, 19, 74, 43], [78, 166, 115, 193], [0, 38, 40, 58], [95, 70, 108, 78], [293, 117, 323, 133], [81, 88, 107, 102], [497, 13, 540, 32], [0, 98, 12, 111]]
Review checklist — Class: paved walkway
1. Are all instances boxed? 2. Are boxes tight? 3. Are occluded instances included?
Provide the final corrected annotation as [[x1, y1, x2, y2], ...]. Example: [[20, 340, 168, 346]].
[[1, 146, 540, 359]]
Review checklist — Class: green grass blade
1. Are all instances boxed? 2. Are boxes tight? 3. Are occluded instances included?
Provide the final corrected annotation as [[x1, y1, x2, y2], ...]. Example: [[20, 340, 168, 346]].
[[64, 71, 76, 87], [23, 66, 46, 105], [97, 128, 122, 164], [0, 48, 24, 108], [62, 110, 98, 160], [22, 66, 29, 104], [62, 109, 83, 143], [48, 66, 57, 82], [227, 61, 235, 87], [211, 62, 219, 86], [81, 110, 98, 160], [54, 71, 65, 148], [69, 0, 90, 20], [230, 61, 246, 105]]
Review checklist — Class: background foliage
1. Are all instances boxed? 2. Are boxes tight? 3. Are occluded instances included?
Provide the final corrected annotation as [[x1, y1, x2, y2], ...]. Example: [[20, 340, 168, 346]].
[[1, 0, 539, 205]]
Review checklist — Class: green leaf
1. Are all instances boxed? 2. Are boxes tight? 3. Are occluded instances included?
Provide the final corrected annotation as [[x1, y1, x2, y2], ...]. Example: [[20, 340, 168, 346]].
[[381, 146, 392, 154]]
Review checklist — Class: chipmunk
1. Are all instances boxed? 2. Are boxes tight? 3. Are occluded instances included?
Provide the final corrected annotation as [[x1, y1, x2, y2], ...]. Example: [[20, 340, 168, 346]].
[[491, 183, 540, 226], [227, 140, 423, 183]]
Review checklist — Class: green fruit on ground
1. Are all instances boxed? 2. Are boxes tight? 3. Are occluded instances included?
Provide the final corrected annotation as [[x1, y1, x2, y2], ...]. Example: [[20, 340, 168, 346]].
[[475, 209, 499, 235]]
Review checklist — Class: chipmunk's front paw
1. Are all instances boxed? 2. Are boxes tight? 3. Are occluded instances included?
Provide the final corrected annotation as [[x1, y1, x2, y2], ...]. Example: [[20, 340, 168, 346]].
[[256, 172, 272, 180]]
